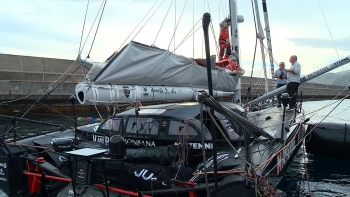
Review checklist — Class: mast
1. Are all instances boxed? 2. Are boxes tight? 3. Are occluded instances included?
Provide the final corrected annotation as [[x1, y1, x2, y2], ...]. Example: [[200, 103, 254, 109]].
[[229, 0, 244, 104], [262, 0, 276, 91], [229, 0, 253, 190], [253, 0, 269, 94], [202, 12, 219, 193]]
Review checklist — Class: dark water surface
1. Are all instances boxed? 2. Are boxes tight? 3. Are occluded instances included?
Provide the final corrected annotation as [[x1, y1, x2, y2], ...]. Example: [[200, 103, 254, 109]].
[[0, 100, 349, 196], [278, 100, 350, 197]]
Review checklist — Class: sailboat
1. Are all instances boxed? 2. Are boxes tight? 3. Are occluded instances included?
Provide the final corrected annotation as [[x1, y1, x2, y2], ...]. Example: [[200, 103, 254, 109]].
[[0, 0, 350, 197]]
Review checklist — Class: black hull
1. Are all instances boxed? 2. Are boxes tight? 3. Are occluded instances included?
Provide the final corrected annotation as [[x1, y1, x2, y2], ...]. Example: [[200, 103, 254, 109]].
[[305, 122, 350, 160], [0, 100, 301, 197]]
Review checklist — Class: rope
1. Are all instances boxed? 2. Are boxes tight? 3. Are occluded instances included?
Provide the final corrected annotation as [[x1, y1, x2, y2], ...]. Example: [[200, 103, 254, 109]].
[[263, 92, 350, 177], [252, 96, 349, 133], [260, 40, 279, 67], [218, 102, 280, 153], [304, 84, 333, 102], [95, 105, 103, 119], [259, 123, 302, 174], [173, 119, 190, 167], [245, 67, 265, 104], [307, 85, 350, 119], [257, 175, 282, 197], [204, 105, 252, 167]]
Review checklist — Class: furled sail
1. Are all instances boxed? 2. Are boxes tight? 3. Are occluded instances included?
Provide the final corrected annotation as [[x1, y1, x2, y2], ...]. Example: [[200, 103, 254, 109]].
[[92, 41, 238, 91], [76, 41, 240, 105]]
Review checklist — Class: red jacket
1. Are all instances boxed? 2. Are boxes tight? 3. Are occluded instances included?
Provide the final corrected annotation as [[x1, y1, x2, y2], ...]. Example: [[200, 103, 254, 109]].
[[220, 27, 229, 41]]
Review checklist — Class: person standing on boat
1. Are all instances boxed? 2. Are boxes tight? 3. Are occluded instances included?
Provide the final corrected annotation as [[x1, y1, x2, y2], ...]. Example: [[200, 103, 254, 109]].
[[218, 14, 231, 61], [286, 55, 301, 111], [274, 62, 287, 108]]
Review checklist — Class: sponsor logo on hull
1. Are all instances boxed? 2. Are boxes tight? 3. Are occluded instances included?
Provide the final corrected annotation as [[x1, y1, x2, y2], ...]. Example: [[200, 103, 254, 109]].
[[276, 124, 304, 175], [92, 135, 156, 147]]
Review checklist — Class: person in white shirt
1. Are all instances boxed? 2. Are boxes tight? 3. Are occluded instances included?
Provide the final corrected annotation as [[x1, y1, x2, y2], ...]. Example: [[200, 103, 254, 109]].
[[274, 62, 287, 108], [285, 55, 301, 111]]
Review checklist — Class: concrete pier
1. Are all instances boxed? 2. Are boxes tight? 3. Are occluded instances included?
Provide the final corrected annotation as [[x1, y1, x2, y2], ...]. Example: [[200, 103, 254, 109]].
[[0, 53, 348, 115]]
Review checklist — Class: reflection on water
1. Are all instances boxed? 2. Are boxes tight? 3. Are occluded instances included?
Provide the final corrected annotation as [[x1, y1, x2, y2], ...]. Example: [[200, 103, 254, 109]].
[[278, 100, 350, 197], [1, 100, 350, 196], [278, 146, 350, 197]]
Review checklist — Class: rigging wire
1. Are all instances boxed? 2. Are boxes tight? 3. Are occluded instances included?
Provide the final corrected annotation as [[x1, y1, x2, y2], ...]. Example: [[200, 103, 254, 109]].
[[2, 62, 83, 135], [79, 0, 106, 58], [174, 0, 176, 53], [257, 83, 350, 173], [317, 0, 350, 87], [317, 0, 340, 59], [245, 65, 265, 104], [205, 0, 211, 14], [204, 96, 279, 154], [174, 17, 202, 51], [78, 0, 90, 55], [209, 22, 219, 58], [0, 59, 80, 105], [204, 105, 252, 166], [264, 92, 350, 177], [219, 0, 220, 26], [246, 0, 259, 104], [76, 0, 108, 80], [219, 0, 225, 19], [2, 0, 110, 134], [132, 0, 166, 41], [167, 0, 189, 51], [257, 95, 350, 131], [95, 105, 103, 119], [86, 0, 107, 58], [207, 98, 278, 153], [117, 0, 160, 52], [192, 0, 194, 60], [153, 0, 174, 45], [323, 104, 350, 120], [225, 0, 228, 17], [307, 85, 350, 120]]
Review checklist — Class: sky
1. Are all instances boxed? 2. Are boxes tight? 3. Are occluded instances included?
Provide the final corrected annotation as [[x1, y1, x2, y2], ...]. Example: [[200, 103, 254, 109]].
[[1, 0, 350, 78]]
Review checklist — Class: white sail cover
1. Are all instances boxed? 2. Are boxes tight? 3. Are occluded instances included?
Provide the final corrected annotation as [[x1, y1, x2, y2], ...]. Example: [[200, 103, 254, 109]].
[[93, 41, 238, 92]]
